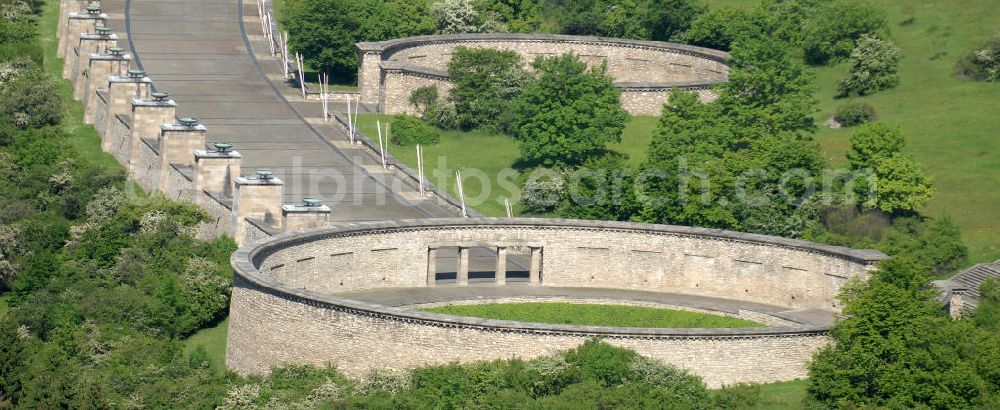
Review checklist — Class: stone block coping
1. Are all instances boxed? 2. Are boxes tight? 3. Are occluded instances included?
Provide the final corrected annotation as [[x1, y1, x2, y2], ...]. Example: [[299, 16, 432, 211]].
[[112, 75, 152, 84], [358, 33, 731, 64], [131, 98, 176, 107], [194, 150, 242, 159], [281, 204, 332, 214], [161, 124, 208, 132]]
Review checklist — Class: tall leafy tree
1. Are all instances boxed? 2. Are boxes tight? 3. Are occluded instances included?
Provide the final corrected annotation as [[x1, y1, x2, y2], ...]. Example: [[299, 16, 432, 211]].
[[716, 38, 818, 142], [282, 0, 434, 82], [808, 258, 997, 408], [847, 123, 934, 215], [510, 53, 628, 166], [447, 47, 531, 131]]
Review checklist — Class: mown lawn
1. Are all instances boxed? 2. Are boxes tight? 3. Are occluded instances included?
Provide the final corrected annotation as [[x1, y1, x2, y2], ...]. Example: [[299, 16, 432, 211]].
[[423, 302, 763, 328], [355, 113, 657, 217], [182, 317, 230, 370], [749, 379, 810, 409]]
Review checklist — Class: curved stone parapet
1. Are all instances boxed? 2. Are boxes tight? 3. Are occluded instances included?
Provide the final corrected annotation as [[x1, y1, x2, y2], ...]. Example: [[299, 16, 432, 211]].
[[357, 33, 731, 115], [227, 218, 887, 386]]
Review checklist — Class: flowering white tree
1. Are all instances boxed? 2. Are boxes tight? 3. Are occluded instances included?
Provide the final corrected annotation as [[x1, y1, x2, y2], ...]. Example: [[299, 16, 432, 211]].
[[430, 0, 488, 34]]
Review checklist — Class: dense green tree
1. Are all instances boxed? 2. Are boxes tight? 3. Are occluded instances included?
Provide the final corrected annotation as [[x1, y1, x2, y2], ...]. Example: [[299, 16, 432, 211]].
[[716, 38, 818, 140], [475, 0, 541, 33], [846, 122, 905, 168], [447, 46, 531, 131], [802, 0, 887, 64], [809, 258, 998, 408], [559, 153, 640, 222], [644, 0, 705, 42], [685, 6, 762, 51], [847, 124, 934, 215], [838, 35, 901, 96], [281, 0, 434, 82], [510, 53, 628, 166]]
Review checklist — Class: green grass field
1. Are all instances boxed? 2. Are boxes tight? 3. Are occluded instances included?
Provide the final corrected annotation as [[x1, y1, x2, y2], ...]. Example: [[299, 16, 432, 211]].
[[423, 302, 763, 328], [355, 114, 656, 216], [183, 317, 230, 370]]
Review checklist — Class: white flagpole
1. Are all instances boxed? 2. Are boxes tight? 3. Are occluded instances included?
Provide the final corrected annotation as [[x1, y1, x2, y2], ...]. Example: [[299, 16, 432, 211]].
[[296, 53, 306, 98], [265, 13, 276, 56], [352, 96, 359, 134], [377, 119, 386, 169], [416, 144, 424, 193], [381, 123, 389, 169], [346, 95, 355, 143], [320, 73, 329, 121], [281, 32, 290, 79], [456, 171, 467, 218]]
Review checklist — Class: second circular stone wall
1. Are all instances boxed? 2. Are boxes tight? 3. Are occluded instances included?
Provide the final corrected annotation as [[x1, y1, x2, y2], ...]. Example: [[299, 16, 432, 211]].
[[356, 34, 731, 115]]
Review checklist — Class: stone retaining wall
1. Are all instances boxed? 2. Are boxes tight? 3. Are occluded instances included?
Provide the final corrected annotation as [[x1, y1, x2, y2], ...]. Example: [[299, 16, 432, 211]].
[[109, 115, 132, 165], [133, 138, 160, 193], [228, 219, 887, 387]]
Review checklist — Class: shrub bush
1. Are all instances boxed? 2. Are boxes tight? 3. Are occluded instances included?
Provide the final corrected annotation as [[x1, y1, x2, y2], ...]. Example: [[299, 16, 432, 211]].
[[955, 31, 1000, 81], [519, 167, 565, 213], [389, 115, 439, 146], [1, 73, 64, 129], [425, 100, 459, 130], [838, 35, 901, 96], [834, 101, 877, 126], [802, 0, 887, 64], [407, 85, 438, 116]]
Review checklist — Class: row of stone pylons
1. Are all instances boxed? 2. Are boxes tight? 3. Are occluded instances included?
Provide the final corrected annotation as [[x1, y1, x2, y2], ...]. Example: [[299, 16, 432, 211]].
[[58, 0, 330, 246]]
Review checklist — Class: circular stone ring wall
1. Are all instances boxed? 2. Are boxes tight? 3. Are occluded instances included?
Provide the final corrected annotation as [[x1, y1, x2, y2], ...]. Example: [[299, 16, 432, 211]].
[[356, 33, 731, 116], [227, 218, 887, 387]]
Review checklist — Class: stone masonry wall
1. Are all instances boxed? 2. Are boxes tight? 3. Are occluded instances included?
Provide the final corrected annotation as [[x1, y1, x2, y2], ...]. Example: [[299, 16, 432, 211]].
[[109, 115, 132, 165], [227, 275, 829, 388], [359, 33, 730, 114], [93, 91, 109, 137], [132, 138, 161, 192], [195, 193, 234, 241]]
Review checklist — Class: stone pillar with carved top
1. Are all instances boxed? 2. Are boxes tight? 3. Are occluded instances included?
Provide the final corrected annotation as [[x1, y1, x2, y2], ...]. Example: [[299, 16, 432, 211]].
[[128, 97, 176, 173], [232, 170, 284, 246], [60, 5, 105, 61], [101, 71, 152, 141], [83, 48, 132, 123], [495, 246, 507, 285], [70, 29, 118, 90], [159, 118, 208, 195], [194, 143, 242, 200], [529, 247, 542, 285], [426, 247, 437, 286], [281, 198, 331, 233], [58, 0, 90, 41]]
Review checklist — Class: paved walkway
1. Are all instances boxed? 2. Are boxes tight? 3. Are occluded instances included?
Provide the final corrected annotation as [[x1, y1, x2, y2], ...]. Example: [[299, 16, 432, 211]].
[[336, 286, 836, 327], [118, 0, 452, 221]]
